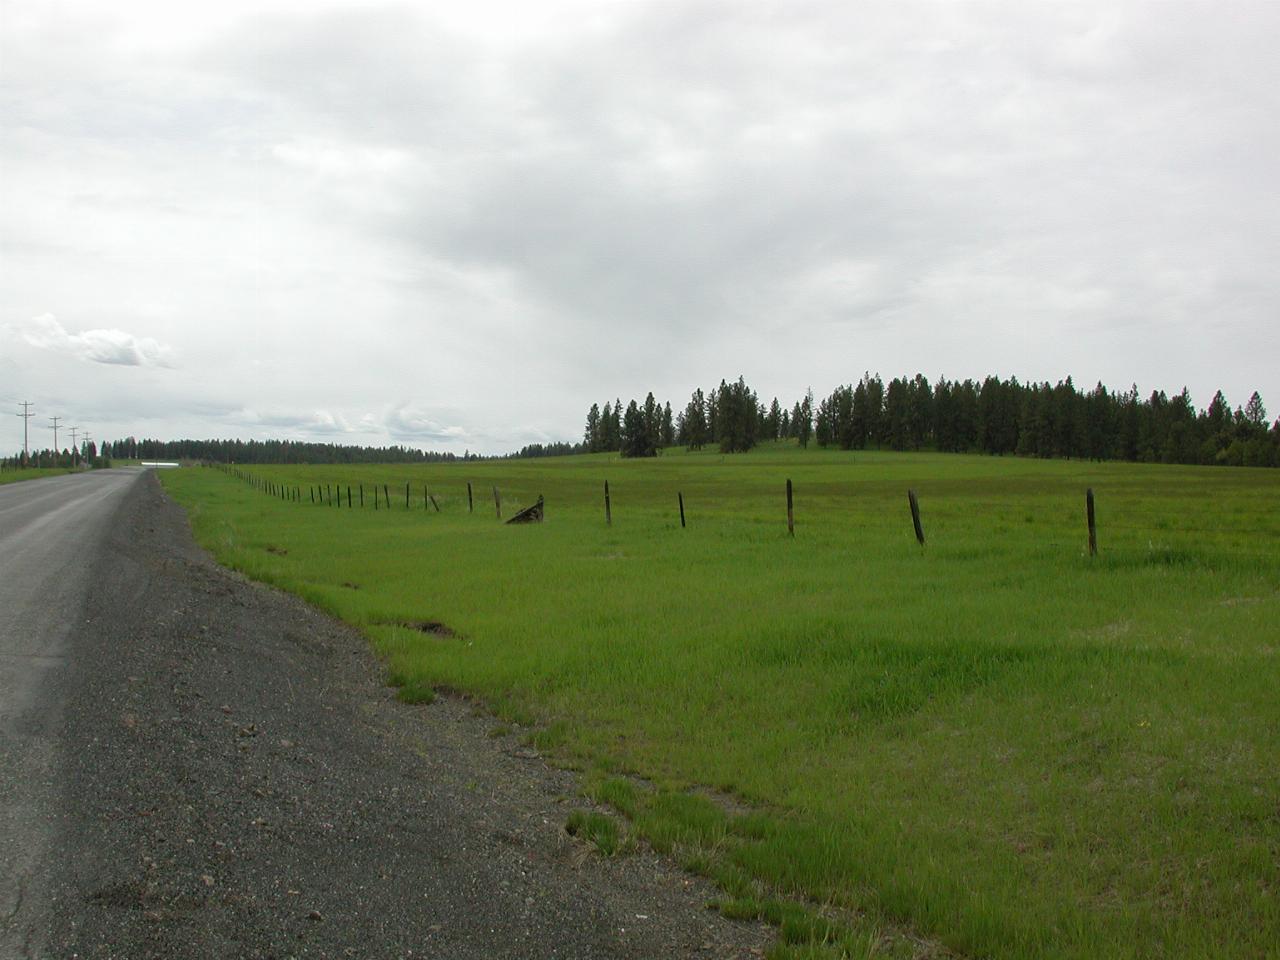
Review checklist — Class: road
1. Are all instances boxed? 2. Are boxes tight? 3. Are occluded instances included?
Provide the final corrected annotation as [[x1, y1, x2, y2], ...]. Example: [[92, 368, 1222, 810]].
[[0, 468, 144, 957], [0, 469, 768, 958]]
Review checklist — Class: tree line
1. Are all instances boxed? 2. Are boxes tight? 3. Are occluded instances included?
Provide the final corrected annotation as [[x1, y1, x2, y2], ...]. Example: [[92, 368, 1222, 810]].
[[582, 374, 1278, 467], [3, 437, 466, 468]]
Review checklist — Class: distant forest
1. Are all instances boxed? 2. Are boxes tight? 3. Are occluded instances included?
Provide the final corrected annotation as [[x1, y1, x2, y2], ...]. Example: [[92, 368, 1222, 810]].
[[582, 374, 1279, 467], [5, 376, 1275, 469], [2, 437, 467, 469]]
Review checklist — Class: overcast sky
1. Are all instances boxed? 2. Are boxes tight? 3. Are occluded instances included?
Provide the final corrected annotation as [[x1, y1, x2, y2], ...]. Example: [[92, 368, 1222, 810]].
[[2, 0, 1277, 455]]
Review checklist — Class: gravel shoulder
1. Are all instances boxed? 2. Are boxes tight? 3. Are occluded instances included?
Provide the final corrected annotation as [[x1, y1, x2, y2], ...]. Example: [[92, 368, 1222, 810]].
[[41, 471, 772, 958]]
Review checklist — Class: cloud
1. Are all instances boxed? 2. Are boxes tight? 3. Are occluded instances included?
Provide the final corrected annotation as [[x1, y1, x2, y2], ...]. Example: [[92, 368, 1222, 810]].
[[2, 2, 1278, 452], [384, 404, 470, 444], [231, 407, 353, 435], [11, 313, 176, 368]]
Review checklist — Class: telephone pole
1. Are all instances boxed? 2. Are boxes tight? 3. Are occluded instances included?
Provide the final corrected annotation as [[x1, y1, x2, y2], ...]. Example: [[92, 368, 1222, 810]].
[[50, 415, 62, 454], [16, 401, 34, 458], [69, 426, 80, 452]]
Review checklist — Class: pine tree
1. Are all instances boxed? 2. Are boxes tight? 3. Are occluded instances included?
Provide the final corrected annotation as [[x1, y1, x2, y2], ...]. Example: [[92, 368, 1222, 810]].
[[584, 403, 602, 452], [620, 401, 656, 458]]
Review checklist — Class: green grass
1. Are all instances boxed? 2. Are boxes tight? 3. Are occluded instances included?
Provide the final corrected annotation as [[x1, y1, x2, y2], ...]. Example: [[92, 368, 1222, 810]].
[[0, 466, 81, 485], [161, 445, 1280, 959]]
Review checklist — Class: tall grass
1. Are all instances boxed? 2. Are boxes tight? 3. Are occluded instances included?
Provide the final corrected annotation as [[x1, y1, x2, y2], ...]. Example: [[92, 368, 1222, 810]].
[[163, 445, 1280, 958]]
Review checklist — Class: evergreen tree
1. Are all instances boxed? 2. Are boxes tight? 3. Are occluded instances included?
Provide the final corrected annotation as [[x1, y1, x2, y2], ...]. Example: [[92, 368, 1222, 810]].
[[584, 403, 602, 452], [718, 377, 760, 453], [767, 397, 782, 440], [620, 401, 656, 458], [683, 389, 708, 450], [797, 389, 814, 448]]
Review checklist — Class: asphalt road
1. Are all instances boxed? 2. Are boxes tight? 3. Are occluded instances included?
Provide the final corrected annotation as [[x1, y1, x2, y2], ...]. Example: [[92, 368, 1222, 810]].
[[0, 469, 768, 959], [1, 468, 145, 957]]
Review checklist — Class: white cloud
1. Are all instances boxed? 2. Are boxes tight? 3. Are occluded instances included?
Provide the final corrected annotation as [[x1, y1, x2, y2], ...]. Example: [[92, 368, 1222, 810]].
[[9, 313, 176, 368], [384, 404, 470, 444]]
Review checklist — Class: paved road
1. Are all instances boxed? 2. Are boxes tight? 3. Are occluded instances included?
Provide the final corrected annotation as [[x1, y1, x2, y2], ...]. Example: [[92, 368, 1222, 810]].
[[0, 470, 767, 958], [0, 468, 145, 956]]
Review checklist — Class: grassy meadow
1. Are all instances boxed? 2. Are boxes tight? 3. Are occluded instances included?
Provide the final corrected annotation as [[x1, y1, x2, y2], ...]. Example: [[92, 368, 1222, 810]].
[[160, 445, 1280, 959], [0, 466, 80, 485]]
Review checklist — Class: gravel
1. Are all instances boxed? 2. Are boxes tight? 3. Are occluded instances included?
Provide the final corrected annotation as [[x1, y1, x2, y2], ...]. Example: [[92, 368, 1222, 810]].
[[39, 471, 772, 958]]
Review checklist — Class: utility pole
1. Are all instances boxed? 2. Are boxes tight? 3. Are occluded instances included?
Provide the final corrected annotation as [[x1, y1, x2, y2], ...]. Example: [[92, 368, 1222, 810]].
[[16, 401, 34, 459], [50, 415, 62, 455], [69, 426, 80, 452]]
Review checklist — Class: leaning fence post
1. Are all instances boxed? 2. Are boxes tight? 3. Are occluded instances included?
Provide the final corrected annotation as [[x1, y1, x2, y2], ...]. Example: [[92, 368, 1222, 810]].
[[678, 492, 686, 528], [1086, 488, 1098, 556], [604, 480, 612, 526], [384, 484, 390, 509], [786, 478, 794, 538], [908, 489, 925, 546], [429, 494, 440, 512], [467, 482, 474, 513]]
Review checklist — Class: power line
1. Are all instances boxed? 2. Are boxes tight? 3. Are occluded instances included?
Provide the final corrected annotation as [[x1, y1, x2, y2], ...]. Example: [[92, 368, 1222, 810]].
[[16, 402, 34, 458]]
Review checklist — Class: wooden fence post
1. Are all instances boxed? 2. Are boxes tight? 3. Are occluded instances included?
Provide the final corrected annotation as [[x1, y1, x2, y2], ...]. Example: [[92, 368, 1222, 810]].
[[347, 486, 352, 508], [1086, 488, 1098, 556], [908, 489, 925, 546], [786, 478, 794, 538], [429, 494, 440, 513], [467, 482, 474, 513], [493, 486, 502, 519], [384, 485, 390, 509], [405, 482, 410, 509], [359, 484, 364, 507], [604, 480, 612, 526], [678, 492, 686, 528]]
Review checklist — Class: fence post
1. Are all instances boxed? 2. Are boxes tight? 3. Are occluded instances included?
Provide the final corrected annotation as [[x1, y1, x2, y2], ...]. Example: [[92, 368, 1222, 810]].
[[908, 489, 925, 546], [467, 482, 474, 513], [604, 480, 612, 526], [678, 492, 686, 528], [786, 478, 794, 538], [384, 484, 390, 509], [1086, 488, 1098, 556], [429, 494, 440, 512], [405, 482, 410, 510], [347, 486, 352, 509], [493, 486, 502, 519]]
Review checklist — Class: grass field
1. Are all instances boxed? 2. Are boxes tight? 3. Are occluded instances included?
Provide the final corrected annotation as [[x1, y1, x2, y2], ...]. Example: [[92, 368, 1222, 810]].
[[0, 466, 80, 485], [160, 446, 1280, 959]]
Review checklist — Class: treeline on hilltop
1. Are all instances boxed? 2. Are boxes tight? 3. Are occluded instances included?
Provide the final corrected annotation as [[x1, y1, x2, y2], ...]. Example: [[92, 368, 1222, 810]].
[[581, 374, 1279, 467]]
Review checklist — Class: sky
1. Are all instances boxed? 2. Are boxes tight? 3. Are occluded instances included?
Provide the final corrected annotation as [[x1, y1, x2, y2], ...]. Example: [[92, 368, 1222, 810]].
[[2, 0, 1277, 455]]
